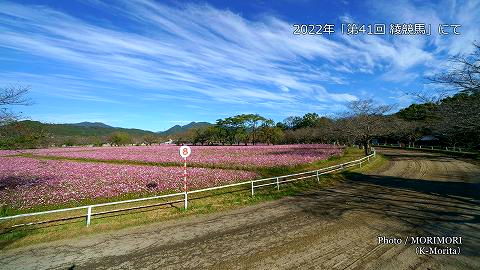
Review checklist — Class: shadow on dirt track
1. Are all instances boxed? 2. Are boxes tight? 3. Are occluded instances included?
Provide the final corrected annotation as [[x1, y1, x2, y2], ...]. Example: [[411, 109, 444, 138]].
[[291, 172, 480, 257]]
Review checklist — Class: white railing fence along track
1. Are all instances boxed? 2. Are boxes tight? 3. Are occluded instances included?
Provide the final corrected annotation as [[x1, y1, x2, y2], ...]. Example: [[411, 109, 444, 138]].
[[0, 149, 376, 227], [372, 143, 477, 154]]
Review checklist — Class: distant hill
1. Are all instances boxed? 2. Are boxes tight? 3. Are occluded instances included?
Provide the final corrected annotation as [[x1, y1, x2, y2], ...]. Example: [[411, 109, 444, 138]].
[[15, 120, 156, 137], [10, 120, 212, 138], [159, 122, 212, 136], [70, 122, 114, 128]]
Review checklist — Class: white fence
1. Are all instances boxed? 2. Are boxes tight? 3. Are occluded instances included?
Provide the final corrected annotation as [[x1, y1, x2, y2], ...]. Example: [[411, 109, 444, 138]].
[[0, 150, 376, 227], [373, 143, 476, 154]]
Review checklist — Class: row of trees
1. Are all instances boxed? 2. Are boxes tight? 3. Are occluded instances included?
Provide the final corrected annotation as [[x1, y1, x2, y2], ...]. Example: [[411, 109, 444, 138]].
[[174, 114, 284, 146], [105, 132, 161, 146], [395, 91, 479, 149], [53, 132, 163, 147], [172, 103, 403, 156]]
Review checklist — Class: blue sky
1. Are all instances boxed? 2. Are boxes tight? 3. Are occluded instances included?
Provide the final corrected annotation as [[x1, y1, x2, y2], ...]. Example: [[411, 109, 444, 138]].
[[1, 0, 479, 131]]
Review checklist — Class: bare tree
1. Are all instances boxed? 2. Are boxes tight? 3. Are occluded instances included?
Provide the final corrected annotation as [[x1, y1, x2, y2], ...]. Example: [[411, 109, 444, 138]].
[[428, 43, 480, 95], [143, 134, 159, 146], [0, 85, 52, 150], [345, 99, 394, 155], [426, 43, 480, 148], [0, 85, 31, 125]]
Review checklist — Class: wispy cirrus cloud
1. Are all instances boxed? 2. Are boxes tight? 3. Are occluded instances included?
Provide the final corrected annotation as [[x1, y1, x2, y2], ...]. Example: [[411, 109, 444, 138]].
[[27, 112, 123, 125], [0, 0, 478, 120], [0, 72, 125, 104], [0, 0, 358, 110]]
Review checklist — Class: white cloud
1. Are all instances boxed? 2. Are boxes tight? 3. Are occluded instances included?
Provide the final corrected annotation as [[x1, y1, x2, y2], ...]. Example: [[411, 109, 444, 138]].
[[0, 0, 364, 108], [339, 14, 355, 23], [280, 85, 290, 92], [313, 86, 357, 102], [0, 0, 477, 113], [366, 0, 479, 62], [0, 72, 124, 103], [29, 112, 119, 125]]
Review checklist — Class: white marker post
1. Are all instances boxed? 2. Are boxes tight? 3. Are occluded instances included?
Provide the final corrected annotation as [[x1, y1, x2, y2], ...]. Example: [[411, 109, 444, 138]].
[[179, 145, 191, 209]]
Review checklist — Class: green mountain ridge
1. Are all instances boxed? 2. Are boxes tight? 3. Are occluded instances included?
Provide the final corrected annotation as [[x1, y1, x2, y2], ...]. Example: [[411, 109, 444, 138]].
[[15, 120, 155, 137], [12, 120, 212, 137], [159, 122, 212, 136], [70, 122, 114, 128]]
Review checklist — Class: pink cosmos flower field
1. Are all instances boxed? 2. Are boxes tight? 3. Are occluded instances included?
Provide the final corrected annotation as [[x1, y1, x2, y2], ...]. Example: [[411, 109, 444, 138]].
[[8, 144, 342, 168], [0, 144, 342, 209], [0, 156, 258, 209]]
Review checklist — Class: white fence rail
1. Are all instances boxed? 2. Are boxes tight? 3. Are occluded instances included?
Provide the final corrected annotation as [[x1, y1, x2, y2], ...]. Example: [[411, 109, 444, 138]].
[[0, 150, 376, 227], [373, 143, 476, 154]]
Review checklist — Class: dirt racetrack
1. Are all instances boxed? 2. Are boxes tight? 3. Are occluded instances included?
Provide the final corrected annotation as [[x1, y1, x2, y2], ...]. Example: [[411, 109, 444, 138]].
[[1, 148, 479, 269]]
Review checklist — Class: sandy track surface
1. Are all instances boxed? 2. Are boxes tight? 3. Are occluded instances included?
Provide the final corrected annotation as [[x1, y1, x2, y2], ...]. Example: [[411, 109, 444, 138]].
[[1, 149, 479, 269]]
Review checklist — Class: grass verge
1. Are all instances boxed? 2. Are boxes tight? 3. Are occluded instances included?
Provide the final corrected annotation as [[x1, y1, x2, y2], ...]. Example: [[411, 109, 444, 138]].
[[0, 148, 383, 250]]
